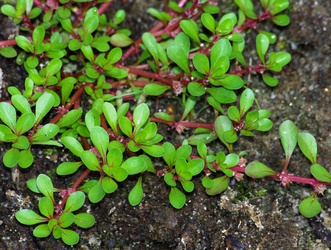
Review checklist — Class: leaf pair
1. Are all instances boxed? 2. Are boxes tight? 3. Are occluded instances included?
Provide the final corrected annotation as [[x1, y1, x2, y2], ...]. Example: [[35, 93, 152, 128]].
[[256, 33, 291, 86], [16, 175, 94, 245], [162, 142, 204, 209], [0, 93, 60, 168]]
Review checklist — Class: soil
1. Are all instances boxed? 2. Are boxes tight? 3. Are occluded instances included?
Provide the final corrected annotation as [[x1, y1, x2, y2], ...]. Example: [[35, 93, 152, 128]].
[[0, 0, 331, 249]]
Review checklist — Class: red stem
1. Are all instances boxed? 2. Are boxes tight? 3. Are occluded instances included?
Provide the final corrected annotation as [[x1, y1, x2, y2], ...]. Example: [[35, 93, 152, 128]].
[[0, 40, 17, 47], [126, 66, 173, 86], [98, 1, 114, 15], [150, 117, 213, 130]]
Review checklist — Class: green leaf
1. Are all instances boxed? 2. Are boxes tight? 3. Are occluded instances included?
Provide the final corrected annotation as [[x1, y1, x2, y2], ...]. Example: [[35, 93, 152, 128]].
[[90, 126, 109, 160], [143, 83, 170, 96], [0, 102, 16, 131], [197, 142, 207, 159], [61, 228, 79, 245], [3, 148, 20, 168], [240, 88, 255, 116], [258, 30, 277, 44], [81, 150, 101, 171], [201, 13, 215, 33], [210, 39, 232, 71], [256, 33, 269, 64], [141, 144, 165, 157], [310, 164, 331, 182], [162, 142, 176, 167], [102, 176, 118, 193], [0, 124, 14, 142], [113, 9, 126, 25], [52, 224, 62, 239], [133, 103, 150, 132], [181, 180, 194, 192], [279, 120, 298, 162], [60, 136, 84, 157], [35, 92, 55, 124], [174, 144, 192, 162], [29, 7, 42, 19], [109, 33, 133, 47], [205, 176, 229, 195], [119, 116, 133, 137], [91, 37, 110, 52], [1, 5, 16, 18], [169, 187, 186, 209], [297, 132, 317, 164], [201, 176, 213, 188], [216, 13, 237, 35], [214, 115, 236, 147], [154, 112, 174, 122], [223, 153, 240, 167], [33, 26, 45, 45], [26, 178, 39, 193], [147, 8, 171, 21], [57, 6, 71, 19], [106, 148, 123, 169], [83, 14, 99, 34], [193, 54, 210, 75], [270, 0, 289, 15], [56, 108, 82, 128], [58, 212, 75, 228], [81, 45, 94, 62], [15, 36, 33, 53], [245, 161, 276, 178], [234, 0, 257, 19], [39, 197, 54, 218], [16, 113, 35, 135], [68, 39, 81, 51], [181, 95, 197, 121], [15, 209, 47, 225], [31, 124, 59, 142], [167, 32, 190, 74], [46, 58, 62, 77], [180, 19, 200, 44], [128, 176, 144, 206], [59, 78, 76, 105], [0, 46, 17, 58], [64, 191, 85, 213], [56, 161, 83, 175], [36, 174, 54, 201], [11, 94, 32, 114], [272, 14, 290, 26], [85, 109, 101, 131], [175, 158, 191, 181], [187, 158, 204, 176], [164, 172, 176, 186], [207, 87, 237, 104], [142, 32, 159, 64], [18, 148, 34, 168], [256, 118, 273, 131], [262, 74, 279, 87], [121, 157, 145, 175], [214, 74, 243, 90], [299, 195, 321, 218], [74, 213, 95, 228], [33, 224, 51, 238], [103, 102, 118, 135], [267, 52, 291, 72], [228, 106, 240, 123], [88, 180, 105, 203], [107, 48, 122, 64], [206, 96, 224, 114]]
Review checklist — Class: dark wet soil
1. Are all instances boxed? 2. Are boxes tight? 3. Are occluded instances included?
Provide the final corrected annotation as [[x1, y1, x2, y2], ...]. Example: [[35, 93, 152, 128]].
[[0, 0, 331, 249]]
